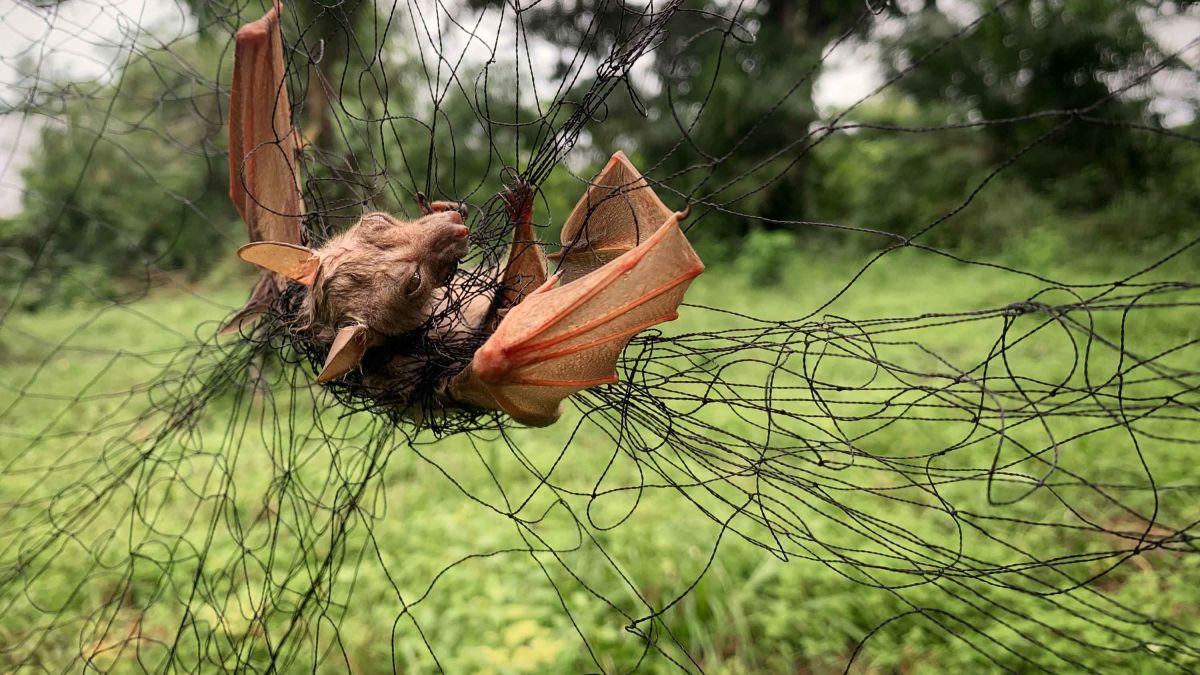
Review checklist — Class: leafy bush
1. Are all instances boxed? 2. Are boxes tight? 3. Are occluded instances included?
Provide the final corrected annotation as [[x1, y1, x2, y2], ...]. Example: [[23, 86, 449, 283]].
[[0, 41, 237, 308], [808, 99, 1199, 256], [734, 226, 798, 286], [4, 1, 1197, 310]]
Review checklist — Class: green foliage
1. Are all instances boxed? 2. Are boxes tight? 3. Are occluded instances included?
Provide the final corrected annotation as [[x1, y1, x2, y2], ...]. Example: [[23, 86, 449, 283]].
[[809, 97, 1199, 253], [1, 2, 1197, 669], [732, 226, 797, 286], [880, 0, 1188, 208], [478, 0, 883, 240], [0, 40, 237, 308], [2, 246, 1197, 671], [3, 0, 1196, 303]]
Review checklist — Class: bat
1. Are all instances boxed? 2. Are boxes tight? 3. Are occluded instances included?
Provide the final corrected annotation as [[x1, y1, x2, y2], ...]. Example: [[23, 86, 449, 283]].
[[225, 2, 704, 426]]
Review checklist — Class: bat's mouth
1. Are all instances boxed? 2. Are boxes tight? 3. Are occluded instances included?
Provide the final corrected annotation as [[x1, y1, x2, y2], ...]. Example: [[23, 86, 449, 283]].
[[437, 260, 459, 287], [432, 226, 470, 287]]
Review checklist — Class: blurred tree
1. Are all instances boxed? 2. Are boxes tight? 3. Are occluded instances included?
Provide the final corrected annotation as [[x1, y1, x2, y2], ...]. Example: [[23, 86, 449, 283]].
[[466, 0, 897, 242], [5, 0, 1196, 309], [880, 0, 1198, 210], [0, 40, 237, 307]]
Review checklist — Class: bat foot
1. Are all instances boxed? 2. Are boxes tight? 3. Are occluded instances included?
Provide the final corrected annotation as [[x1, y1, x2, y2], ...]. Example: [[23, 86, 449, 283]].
[[416, 192, 467, 218], [499, 178, 535, 223]]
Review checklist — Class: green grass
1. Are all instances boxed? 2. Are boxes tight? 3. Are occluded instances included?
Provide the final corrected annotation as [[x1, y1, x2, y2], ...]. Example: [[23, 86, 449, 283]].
[[0, 236, 1197, 673]]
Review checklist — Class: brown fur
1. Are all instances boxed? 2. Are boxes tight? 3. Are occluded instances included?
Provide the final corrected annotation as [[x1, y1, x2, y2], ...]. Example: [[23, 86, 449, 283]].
[[299, 210, 471, 344]]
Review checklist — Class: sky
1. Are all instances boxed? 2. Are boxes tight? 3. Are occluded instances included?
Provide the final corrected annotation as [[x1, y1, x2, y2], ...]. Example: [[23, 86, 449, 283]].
[[1, 0, 1197, 217]]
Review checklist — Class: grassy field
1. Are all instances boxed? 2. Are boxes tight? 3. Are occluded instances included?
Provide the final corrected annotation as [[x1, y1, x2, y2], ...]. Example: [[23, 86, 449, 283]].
[[1, 235, 1198, 673]]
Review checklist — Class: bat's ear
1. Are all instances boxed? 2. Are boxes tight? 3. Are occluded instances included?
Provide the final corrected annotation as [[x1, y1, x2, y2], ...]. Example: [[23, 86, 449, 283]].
[[317, 324, 375, 383], [237, 242, 320, 286]]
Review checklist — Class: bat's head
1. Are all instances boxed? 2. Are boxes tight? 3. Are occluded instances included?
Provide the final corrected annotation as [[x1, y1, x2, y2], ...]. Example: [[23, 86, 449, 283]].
[[236, 207, 471, 381], [310, 210, 470, 336]]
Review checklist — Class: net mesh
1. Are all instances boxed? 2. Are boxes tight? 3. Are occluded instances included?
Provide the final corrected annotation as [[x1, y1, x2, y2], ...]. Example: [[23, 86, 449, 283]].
[[0, 0, 1198, 671]]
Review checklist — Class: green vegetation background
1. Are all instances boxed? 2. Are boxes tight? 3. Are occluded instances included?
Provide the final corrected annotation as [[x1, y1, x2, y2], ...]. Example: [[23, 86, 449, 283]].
[[0, 0, 1197, 672]]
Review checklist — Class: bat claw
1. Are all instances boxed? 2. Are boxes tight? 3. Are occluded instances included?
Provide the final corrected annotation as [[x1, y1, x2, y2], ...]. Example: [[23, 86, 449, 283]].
[[417, 192, 467, 218], [500, 181, 535, 227], [501, 182, 532, 203]]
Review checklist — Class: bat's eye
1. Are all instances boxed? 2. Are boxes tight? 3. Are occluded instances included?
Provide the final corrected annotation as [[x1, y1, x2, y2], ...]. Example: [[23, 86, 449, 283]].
[[404, 270, 422, 296]]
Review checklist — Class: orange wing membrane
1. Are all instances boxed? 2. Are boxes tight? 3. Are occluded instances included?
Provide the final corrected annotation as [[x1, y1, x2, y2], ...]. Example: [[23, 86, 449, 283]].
[[222, 0, 306, 334], [495, 185, 548, 319], [549, 150, 675, 284], [451, 154, 704, 426]]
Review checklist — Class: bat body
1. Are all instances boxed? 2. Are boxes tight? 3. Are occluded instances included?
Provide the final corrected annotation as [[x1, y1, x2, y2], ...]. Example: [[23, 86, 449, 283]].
[[227, 2, 703, 426]]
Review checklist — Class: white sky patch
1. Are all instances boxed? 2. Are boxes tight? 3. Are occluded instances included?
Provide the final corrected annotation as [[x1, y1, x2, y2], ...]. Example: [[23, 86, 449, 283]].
[[0, 0, 192, 87], [0, 0, 193, 216], [813, 37, 884, 117], [1143, 7, 1200, 127]]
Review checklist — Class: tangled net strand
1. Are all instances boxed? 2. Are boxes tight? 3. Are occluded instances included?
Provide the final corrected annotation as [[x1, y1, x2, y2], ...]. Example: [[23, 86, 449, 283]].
[[0, 0, 1197, 671]]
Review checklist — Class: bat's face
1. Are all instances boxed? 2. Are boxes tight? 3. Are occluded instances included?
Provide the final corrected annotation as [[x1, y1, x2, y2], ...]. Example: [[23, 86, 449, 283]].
[[306, 210, 471, 340]]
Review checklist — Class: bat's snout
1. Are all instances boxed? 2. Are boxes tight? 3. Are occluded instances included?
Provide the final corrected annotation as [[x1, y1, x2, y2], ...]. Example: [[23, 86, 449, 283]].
[[423, 210, 470, 245], [425, 217, 471, 288], [433, 217, 471, 251], [437, 223, 470, 254]]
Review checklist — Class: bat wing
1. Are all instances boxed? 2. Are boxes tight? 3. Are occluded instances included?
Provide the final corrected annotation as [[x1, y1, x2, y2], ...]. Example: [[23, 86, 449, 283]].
[[548, 151, 675, 284], [223, 0, 306, 334], [450, 211, 703, 426], [229, 0, 304, 243], [493, 186, 548, 326]]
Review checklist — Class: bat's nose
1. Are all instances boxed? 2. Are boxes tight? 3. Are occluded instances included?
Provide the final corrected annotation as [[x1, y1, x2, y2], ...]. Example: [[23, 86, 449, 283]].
[[449, 224, 469, 240]]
